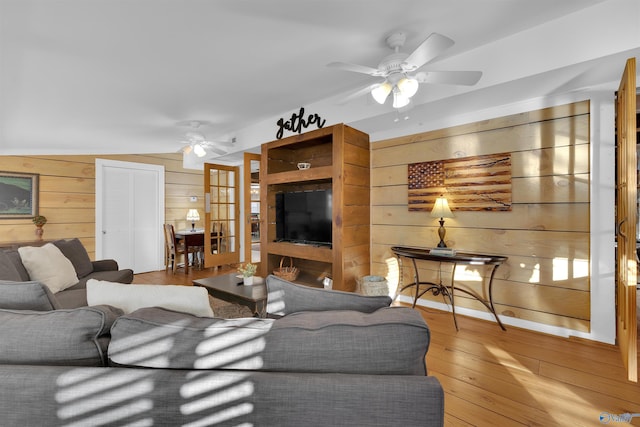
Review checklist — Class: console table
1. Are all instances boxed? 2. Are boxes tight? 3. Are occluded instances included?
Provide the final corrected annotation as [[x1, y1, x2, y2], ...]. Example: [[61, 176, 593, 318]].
[[391, 246, 507, 331]]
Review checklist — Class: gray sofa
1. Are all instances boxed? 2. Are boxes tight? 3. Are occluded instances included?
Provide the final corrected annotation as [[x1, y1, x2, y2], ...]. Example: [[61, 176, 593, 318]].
[[0, 274, 444, 426], [0, 238, 134, 308]]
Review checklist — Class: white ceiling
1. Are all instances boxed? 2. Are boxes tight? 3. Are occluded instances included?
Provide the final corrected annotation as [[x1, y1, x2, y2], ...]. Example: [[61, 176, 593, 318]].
[[1, 0, 639, 163]]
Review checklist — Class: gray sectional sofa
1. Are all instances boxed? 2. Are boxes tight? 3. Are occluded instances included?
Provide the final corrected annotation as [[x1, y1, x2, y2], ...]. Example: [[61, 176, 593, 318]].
[[0, 274, 444, 426], [0, 238, 134, 308]]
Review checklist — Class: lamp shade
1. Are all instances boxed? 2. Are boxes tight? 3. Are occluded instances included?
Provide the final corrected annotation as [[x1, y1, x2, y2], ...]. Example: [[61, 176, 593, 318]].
[[430, 197, 454, 219], [397, 77, 419, 98], [371, 81, 392, 104], [392, 89, 410, 109], [186, 209, 200, 222], [193, 144, 207, 157]]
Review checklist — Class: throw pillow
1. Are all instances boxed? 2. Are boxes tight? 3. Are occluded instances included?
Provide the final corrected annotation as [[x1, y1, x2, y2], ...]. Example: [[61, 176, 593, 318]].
[[109, 307, 273, 369], [52, 238, 94, 278], [18, 244, 79, 294], [86, 279, 214, 317], [265, 274, 392, 316], [0, 280, 62, 311], [0, 251, 22, 281], [0, 305, 123, 366], [4, 250, 30, 281]]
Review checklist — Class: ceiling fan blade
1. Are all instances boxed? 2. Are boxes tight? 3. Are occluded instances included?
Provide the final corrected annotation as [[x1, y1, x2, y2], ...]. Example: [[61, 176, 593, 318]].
[[403, 33, 455, 71], [203, 144, 228, 156], [206, 139, 234, 147], [327, 61, 381, 76], [185, 131, 206, 143], [416, 70, 483, 86], [337, 83, 380, 105]]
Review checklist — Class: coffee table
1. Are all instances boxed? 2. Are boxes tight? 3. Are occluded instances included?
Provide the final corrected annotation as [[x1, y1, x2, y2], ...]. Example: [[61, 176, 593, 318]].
[[193, 273, 267, 318]]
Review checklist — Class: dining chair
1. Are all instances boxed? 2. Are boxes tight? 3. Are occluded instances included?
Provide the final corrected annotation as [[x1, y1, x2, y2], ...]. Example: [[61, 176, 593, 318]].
[[163, 224, 198, 274]]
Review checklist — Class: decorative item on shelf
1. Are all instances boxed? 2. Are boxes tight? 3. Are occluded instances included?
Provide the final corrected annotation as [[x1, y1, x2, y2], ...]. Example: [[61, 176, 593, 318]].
[[429, 247, 456, 256], [273, 257, 299, 281], [275, 107, 326, 139], [297, 162, 311, 170], [237, 262, 257, 286], [186, 209, 200, 232], [32, 215, 47, 240], [430, 196, 454, 248], [322, 275, 333, 290]]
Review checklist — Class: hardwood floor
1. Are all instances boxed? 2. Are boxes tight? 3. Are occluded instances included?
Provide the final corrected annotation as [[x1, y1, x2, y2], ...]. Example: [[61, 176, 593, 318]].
[[134, 267, 640, 427]]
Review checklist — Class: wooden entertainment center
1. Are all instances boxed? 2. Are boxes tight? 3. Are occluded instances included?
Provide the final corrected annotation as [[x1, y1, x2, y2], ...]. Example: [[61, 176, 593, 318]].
[[259, 123, 370, 291]]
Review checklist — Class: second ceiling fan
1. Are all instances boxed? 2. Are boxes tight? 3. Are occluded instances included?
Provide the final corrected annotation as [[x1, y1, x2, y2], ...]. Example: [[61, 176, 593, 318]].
[[328, 31, 482, 108], [179, 121, 233, 158]]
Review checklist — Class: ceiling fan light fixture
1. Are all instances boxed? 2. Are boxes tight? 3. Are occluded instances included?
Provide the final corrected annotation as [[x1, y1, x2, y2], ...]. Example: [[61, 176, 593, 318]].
[[392, 89, 410, 109], [193, 144, 207, 157], [371, 81, 392, 104], [397, 76, 419, 98]]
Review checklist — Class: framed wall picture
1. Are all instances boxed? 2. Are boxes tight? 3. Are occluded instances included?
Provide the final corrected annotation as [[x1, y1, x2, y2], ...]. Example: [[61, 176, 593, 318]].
[[0, 171, 39, 218]]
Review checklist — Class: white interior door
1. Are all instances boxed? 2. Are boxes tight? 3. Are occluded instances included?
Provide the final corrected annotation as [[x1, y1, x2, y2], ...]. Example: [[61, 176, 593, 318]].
[[96, 159, 165, 273]]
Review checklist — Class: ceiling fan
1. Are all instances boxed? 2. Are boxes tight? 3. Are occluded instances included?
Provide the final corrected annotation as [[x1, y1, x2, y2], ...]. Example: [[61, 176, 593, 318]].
[[179, 121, 232, 158], [327, 32, 482, 108]]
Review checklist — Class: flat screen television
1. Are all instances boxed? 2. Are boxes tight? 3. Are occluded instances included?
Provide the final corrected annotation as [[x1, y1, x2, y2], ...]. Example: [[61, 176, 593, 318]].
[[275, 189, 332, 247]]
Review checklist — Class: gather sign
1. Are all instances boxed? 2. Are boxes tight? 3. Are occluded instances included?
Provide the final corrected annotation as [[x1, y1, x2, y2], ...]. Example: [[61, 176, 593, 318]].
[[276, 107, 326, 139]]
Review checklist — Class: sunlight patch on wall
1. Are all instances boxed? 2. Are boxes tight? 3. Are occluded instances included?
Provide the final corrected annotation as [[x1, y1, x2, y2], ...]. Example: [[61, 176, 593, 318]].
[[524, 262, 541, 283], [553, 257, 588, 281], [384, 257, 400, 297], [454, 266, 484, 282]]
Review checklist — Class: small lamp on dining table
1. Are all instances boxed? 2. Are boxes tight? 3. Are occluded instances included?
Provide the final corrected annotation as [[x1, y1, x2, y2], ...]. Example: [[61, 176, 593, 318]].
[[186, 209, 200, 232], [430, 196, 454, 248]]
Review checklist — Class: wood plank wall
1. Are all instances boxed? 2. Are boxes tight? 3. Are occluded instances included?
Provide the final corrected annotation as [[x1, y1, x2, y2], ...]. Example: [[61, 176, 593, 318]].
[[371, 101, 591, 332], [0, 154, 203, 259]]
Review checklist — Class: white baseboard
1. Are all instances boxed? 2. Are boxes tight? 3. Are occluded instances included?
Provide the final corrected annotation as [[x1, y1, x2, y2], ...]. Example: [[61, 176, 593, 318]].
[[396, 295, 608, 343]]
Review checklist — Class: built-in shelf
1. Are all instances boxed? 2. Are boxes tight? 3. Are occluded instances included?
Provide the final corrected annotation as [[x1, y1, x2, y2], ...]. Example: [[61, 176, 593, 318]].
[[265, 165, 333, 185], [266, 241, 333, 263], [259, 124, 370, 292]]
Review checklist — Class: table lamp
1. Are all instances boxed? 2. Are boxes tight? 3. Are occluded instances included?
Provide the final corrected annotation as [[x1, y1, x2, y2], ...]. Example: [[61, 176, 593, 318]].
[[430, 196, 454, 248], [186, 209, 200, 232]]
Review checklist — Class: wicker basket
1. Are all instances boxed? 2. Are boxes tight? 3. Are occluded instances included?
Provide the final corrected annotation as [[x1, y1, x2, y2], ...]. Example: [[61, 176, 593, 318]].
[[273, 257, 299, 281], [357, 275, 389, 296]]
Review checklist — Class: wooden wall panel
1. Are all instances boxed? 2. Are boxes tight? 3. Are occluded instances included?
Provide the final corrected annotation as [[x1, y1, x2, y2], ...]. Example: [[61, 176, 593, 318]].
[[373, 204, 589, 232], [371, 101, 590, 331], [372, 115, 589, 168], [0, 153, 203, 260]]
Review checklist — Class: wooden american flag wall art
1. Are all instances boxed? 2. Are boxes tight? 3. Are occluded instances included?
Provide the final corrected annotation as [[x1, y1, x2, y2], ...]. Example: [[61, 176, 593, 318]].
[[408, 152, 512, 212]]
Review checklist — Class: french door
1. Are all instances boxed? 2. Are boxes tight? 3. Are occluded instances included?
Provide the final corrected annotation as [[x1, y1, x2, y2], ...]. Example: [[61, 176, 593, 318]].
[[615, 57, 637, 382], [243, 152, 261, 265], [203, 163, 240, 268]]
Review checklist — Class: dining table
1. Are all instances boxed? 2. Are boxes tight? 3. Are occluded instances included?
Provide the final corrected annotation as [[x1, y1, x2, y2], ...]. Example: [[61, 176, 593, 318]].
[[174, 228, 220, 271]]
